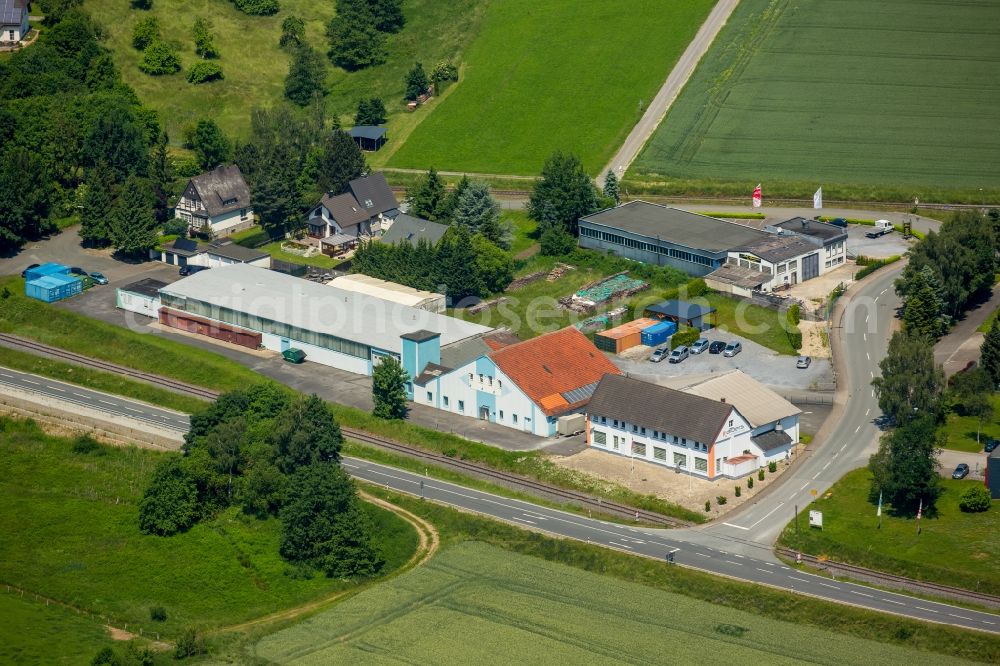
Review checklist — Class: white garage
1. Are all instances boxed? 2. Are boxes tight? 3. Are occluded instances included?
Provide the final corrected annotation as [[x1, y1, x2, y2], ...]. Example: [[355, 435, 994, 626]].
[[116, 278, 168, 318]]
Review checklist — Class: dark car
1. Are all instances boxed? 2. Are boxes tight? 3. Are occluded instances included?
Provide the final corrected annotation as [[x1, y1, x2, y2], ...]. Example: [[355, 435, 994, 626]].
[[20, 263, 40, 278], [829, 218, 848, 228], [179, 265, 210, 276], [985, 439, 998, 454], [952, 463, 970, 480], [89, 272, 108, 285], [69, 266, 87, 276], [709, 341, 726, 354]]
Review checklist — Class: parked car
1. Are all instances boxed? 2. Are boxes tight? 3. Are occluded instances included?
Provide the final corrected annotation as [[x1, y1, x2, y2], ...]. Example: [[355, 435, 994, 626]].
[[89, 272, 108, 285], [179, 265, 210, 276], [723, 342, 742, 357], [690, 338, 710, 355], [829, 218, 848, 228], [708, 341, 726, 354], [69, 266, 87, 276], [20, 263, 40, 278], [952, 463, 970, 480], [866, 220, 894, 238], [649, 345, 670, 363], [985, 439, 999, 454], [796, 355, 811, 369], [668, 346, 689, 364]]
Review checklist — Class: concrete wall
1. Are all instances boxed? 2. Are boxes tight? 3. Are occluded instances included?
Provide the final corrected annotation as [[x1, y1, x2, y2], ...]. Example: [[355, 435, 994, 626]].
[[260, 332, 371, 376], [116, 290, 160, 318]]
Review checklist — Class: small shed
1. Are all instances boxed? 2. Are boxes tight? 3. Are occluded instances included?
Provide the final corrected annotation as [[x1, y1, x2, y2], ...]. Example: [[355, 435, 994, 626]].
[[594, 318, 657, 354], [25, 274, 81, 302], [348, 126, 388, 152], [116, 278, 168, 318], [988, 448, 1000, 500], [25, 262, 71, 282], [640, 320, 677, 347], [644, 299, 716, 331]]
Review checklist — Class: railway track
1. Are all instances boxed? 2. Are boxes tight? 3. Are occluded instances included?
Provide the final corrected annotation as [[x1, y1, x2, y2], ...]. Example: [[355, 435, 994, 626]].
[[775, 547, 1000, 610], [0, 333, 689, 526]]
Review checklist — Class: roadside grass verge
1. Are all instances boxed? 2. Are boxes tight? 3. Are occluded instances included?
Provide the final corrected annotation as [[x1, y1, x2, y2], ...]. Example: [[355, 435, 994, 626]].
[[0, 417, 418, 638], [0, 345, 209, 414], [939, 393, 1000, 453], [388, 0, 716, 174], [0, 591, 113, 666], [0, 276, 263, 392], [309, 487, 1000, 664], [777, 469, 1000, 596]]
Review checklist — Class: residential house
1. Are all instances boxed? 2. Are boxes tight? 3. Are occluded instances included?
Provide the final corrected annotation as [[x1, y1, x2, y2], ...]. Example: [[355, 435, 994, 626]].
[[409, 327, 622, 437], [0, 0, 29, 44], [306, 173, 400, 256], [174, 165, 254, 238]]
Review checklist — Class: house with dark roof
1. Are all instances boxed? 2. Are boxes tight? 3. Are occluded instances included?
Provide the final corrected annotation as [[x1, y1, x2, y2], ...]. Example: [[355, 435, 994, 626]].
[[174, 165, 254, 238], [585, 373, 798, 480], [1, 0, 29, 44], [408, 326, 622, 437], [307, 172, 400, 255], [770, 217, 848, 272], [379, 213, 448, 247]]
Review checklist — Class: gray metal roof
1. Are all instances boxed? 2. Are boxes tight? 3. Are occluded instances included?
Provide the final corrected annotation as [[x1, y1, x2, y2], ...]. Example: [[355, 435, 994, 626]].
[[188, 165, 251, 219], [731, 234, 818, 264], [752, 429, 793, 452], [205, 240, 268, 263], [159, 263, 491, 354], [440, 335, 492, 369], [0, 0, 25, 25], [587, 374, 733, 445], [381, 214, 449, 246], [120, 278, 169, 299], [775, 217, 848, 244], [645, 299, 715, 320], [580, 201, 767, 253], [348, 126, 387, 141], [705, 264, 770, 289], [348, 172, 397, 217]]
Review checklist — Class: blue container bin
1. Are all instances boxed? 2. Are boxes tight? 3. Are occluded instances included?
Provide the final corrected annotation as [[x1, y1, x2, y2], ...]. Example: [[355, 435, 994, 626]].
[[25, 262, 71, 282], [25, 274, 82, 303], [640, 320, 677, 347]]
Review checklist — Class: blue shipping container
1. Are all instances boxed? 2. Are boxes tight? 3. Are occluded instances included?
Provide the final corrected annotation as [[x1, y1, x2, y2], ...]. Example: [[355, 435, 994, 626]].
[[640, 320, 677, 347], [25, 262, 71, 282], [25, 274, 82, 303]]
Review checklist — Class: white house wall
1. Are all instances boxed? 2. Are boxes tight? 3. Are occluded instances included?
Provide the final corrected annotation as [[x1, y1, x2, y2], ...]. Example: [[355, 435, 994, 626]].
[[259, 332, 371, 375], [208, 209, 254, 236], [115, 291, 160, 318]]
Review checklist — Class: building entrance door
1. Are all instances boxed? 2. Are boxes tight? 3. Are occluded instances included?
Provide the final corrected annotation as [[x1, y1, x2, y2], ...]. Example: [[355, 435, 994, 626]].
[[802, 253, 819, 281], [479, 406, 490, 420]]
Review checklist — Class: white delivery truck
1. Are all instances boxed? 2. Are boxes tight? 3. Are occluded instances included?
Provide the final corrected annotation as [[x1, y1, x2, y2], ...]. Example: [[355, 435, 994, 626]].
[[865, 219, 894, 238]]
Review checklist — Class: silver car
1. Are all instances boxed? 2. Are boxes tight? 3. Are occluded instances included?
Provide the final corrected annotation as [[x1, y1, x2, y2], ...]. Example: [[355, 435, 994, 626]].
[[649, 345, 669, 363], [690, 338, 710, 354], [669, 346, 689, 363], [723, 341, 742, 357], [796, 355, 811, 369]]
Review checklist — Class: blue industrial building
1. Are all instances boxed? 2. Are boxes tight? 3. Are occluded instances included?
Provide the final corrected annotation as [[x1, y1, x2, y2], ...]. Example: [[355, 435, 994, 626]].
[[24, 263, 82, 303]]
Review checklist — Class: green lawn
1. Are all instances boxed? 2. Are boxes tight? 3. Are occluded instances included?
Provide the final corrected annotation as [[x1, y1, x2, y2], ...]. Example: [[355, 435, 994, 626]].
[[259, 240, 344, 269], [0, 345, 209, 414], [506, 210, 538, 257], [0, 592, 114, 666], [629, 0, 1000, 203], [388, 0, 716, 175], [938, 394, 1000, 453], [252, 540, 972, 665], [705, 292, 798, 356], [778, 468, 1000, 596], [0, 417, 418, 638], [88, 0, 489, 143]]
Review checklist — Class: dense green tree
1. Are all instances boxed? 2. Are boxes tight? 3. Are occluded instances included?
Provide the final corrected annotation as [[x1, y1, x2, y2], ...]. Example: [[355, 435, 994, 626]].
[[189, 119, 231, 170], [192, 17, 219, 58], [438, 174, 469, 221], [372, 356, 409, 420], [603, 170, 620, 204], [539, 221, 576, 256], [110, 175, 158, 257], [453, 181, 502, 239], [79, 163, 115, 247], [0, 147, 54, 251], [355, 97, 387, 125], [285, 44, 326, 107], [83, 107, 150, 182], [370, 0, 405, 33], [187, 61, 224, 84], [237, 137, 301, 234], [404, 61, 429, 100], [279, 15, 306, 48], [528, 151, 599, 234], [38, 0, 84, 25], [132, 16, 160, 50], [326, 5, 386, 71], [430, 60, 458, 90], [472, 234, 514, 293], [232, 0, 279, 15], [138, 458, 199, 535], [85, 52, 121, 90], [271, 394, 343, 473], [406, 168, 445, 220], [901, 265, 944, 339], [139, 40, 181, 76], [981, 318, 1000, 388], [871, 330, 944, 426], [868, 415, 941, 516], [315, 129, 366, 195], [437, 224, 485, 302], [240, 454, 287, 518], [279, 463, 383, 578]]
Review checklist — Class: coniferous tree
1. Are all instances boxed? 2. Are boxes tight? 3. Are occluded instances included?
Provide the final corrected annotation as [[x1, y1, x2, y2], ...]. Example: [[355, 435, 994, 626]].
[[110, 175, 158, 257], [438, 225, 484, 302], [528, 151, 599, 235], [438, 174, 469, 221], [406, 168, 445, 220], [981, 318, 1000, 388], [285, 44, 326, 107], [372, 356, 409, 420], [189, 119, 231, 170], [279, 15, 305, 48], [354, 97, 387, 125], [902, 265, 944, 339], [453, 181, 502, 239], [0, 147, 54, 251], [316, 129, 366, 195], [83, 107, 150, 182], [404, 61, 429, 100], [79, 163, 115, 247], [150, 131, 173, 216], [369, 0, 405, 33], [326, 4, 386, 71], [603, 169, 620, 204]]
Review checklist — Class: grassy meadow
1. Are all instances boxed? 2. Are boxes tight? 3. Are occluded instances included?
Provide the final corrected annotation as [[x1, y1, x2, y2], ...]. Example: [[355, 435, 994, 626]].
[[629, 0, 1000, 202], [252, 540, 971, 665], [0, 417, 419, 639], [778, 469, 1000, 596], [938, 392, 1000, 453], [0, 592, 114, 666], [388, 0, 716, 175]]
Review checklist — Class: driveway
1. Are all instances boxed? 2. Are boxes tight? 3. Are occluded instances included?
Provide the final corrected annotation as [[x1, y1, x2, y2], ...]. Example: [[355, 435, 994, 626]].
[[0, 227, 152, 282], [937, 448, 987, 481], [846, 226, 913, 259]]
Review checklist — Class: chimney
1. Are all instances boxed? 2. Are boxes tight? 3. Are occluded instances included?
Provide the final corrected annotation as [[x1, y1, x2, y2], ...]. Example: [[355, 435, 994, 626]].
[[720, 397, 726, 403]]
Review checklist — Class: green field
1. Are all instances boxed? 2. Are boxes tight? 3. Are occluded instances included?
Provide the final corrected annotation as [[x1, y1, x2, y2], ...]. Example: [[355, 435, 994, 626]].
[[939, 393, 1000, 453], [630, 0, 1000, 201], [89, 0, 488, 142], [0, 417, 419, 638], [778, 469, 1000, 596], [388, 0, 716, 175], [252, 541, 967, 665], [0, 592, 113, 666]]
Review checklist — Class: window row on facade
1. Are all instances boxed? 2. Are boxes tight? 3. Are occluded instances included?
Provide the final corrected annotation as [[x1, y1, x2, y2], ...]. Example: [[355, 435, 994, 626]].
[[579, 227, 713, 266], [594, 415, 708, 451], [592, 430, 709, 471]]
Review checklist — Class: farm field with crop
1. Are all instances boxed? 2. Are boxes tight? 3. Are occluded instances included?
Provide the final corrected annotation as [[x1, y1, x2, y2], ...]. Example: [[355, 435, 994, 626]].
[[387, 0, 716, 175], [629, 0, 1000, 202], [252, 541, 966, 665]]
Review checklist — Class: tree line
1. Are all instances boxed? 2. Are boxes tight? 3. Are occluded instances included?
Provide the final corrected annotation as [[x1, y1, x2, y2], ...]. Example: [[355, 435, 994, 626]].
[[139, 384, 384, 579]]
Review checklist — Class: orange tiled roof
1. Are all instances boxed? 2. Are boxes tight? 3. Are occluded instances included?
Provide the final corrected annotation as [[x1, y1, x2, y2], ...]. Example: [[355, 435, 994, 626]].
[[489, 327, 622, 416]]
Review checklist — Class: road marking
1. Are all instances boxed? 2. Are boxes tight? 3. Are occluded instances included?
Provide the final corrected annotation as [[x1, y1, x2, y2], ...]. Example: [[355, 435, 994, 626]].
[[22, 379, 39, 385], [983, 620, 996, 625], [745, 502, 785, 530], [722, 522, 749, 531], [788, 576, 809, 583], [608, 541, 632, 550], [948, 613, 973, 621], [732, 554, 745, 559], [863, 332, 867, 341], [870, 371, 874, 379], [822, 461, 831, 470], [99, 399, 116, 406], [866, 351, 870, 360], [73, 392, 88, 398], [799, 482, 809, 491], [882, 599, 905, 606], [49, 386, 64, 392], [342, 463, 359, 469], [755, 568, 772, 574], [786, 492, 797, 500], [812, 472, 821, 480], [510, 516, 536, 525], [865, 408, 870, 416], [880, 288, 887, 296], [724, 561, 742, 566], [125, 407, 141, 413], [872, 389, 876, 398], [914, 607, 937, 613], [0, 372, 12, 378], [819, 583, 839, 589], [694, 552, 711, 558], [854, 425, 861, 433], [840, 443, 847, 452], [851, 591, 873, 598]]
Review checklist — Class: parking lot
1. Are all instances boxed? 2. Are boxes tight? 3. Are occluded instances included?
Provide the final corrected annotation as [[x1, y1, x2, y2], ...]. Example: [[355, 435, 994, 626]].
[[845, 225, 914, 258], [615, 330, 834, 393]]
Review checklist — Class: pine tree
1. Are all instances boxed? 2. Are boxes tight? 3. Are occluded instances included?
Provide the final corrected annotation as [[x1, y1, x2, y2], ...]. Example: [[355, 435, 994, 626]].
[[981, 318, 1000, 388], [355, 97, 387, 125], [528, 151, 599, 234], [453, 181, 502, 236], [406, 168, 444, 220], [438, 225, 485, 302], [603, 169, 620, 204], [326, 5, 386, 71], [285, 44, 327, 107], [316, 129, 366, 195], [150, 131, 173, 216], [250, 141, 302, 235], [372, 356, 409, 420], [370, 0, 405, 33], [189, 119, 231, 170], [438, 174, 469, 221], [110, 176, 158, 257], [83, 107, 150, 182], [80, 163, 115, 247], [404, 61, 429, 100]]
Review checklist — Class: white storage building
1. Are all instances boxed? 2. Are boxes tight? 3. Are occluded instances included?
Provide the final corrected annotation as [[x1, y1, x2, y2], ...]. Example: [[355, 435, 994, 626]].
[[116, 278, 168, 318], [328, 274, 446, 313]]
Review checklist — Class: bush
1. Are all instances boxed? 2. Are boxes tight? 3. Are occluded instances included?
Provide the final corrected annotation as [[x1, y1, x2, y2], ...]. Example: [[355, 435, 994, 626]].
[[735, 486, 741, 497], [685, 278, 709, 298], [716, 495, 727, 505], [855, 255, 902, 280], [787, 303, 801, 326], [671, 326, 700, 349], [139, 41, 181, 76], [149, 605, 167, 622], [232, 0, 279, 15], [959, 485, 992, 513], [758, 468, 765, 481], [174, 627, 204, 659], [72, 435, 101, 454], [539, 226, 576, 256], [138, 458, 198, 535], [162, 218, 188, 236], [132, 16, 159, 50], [187, 62, 224, 84], [747, 477, 754, 489], [704, 500, 711, 512], [768, 461, 777, 473]]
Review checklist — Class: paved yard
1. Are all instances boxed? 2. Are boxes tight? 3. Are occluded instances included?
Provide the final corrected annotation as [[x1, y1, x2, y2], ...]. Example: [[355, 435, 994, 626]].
[[846, 226, 914, 259], [937, 448, 988, 482], [0, 227, 149, 281]]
